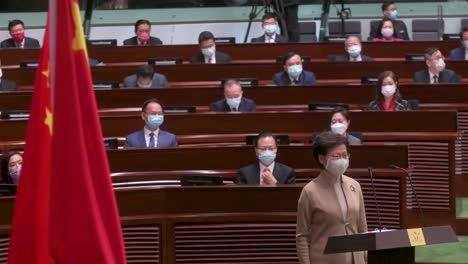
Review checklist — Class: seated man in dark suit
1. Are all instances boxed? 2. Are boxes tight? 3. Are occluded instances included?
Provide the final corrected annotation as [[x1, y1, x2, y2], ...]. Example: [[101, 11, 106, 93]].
[[272, 52, 316, 86], [123, 19, 163, 46], [369, 1, 409, 40], [0, 19, 40, 48], [190, 31, 231, 64], [237, 132, 296, 185], [123, 64, 168, 88], [449, 27, 468, 61], [251, 13, 287, 44], [209, 79, 256, 112], [124, 98, 178, 148], [414, 47, 462, 84], [328, 35, 373, 62], [0, 67, 18, 91]]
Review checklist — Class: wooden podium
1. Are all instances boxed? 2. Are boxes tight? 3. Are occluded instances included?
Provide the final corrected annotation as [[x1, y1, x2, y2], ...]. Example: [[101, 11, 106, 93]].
[[324, 225, 458, 264]]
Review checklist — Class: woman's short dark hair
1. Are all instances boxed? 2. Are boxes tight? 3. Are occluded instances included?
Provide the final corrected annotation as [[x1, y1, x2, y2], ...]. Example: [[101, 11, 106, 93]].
[[330, 107, 350, 122], [312, 132, 348, 169], [374, 70, 402, 101], [1, 151, 22, 182], [375, 18, 397, 39]]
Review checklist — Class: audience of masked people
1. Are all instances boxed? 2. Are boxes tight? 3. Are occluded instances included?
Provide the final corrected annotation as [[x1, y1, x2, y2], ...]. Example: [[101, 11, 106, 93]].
[[124, 98, 178, 148], [369, 1, 409, 40], [190, 31, 232, 64], [0, 19, 40, 49], [1, 151, 23, 185], [236, 132, 296, 185], [449, 27, 468, 61], [368, 70, 411, 111], [328, 107, 362, 145], [122, 64, 168, 88], [296, 131, 367, 264], [372, 19, 403, 42], [251, 13, 287, 44], [123, 19, 163, 46], [273, 52, 316, 86], [414, 47, 462, 84], [0, 66, 18, 91], [209, 79, 256, 112], [328, 36, 374, 62]]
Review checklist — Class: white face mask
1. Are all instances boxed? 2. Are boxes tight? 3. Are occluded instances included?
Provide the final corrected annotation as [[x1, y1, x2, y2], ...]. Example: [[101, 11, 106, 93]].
[[381, 84, 396, 97], [226, 96, 242, 109], [434, 58, 446, 73], [331, 122, 348, 135], [346, 45, 361, 58], [202, 46, 215, 57], [325, 158, 349, 177]]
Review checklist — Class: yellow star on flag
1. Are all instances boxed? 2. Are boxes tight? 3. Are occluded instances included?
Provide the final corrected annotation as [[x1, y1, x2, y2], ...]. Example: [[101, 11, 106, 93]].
[[44, 107, 53, 135]]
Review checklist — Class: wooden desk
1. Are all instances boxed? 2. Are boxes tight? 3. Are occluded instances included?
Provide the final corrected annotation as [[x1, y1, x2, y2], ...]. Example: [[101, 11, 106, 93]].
[[1, 84, 468, 111], [3, 61, 467, 86], [0, 41, 461, 65], [0, 171, 410, 264]]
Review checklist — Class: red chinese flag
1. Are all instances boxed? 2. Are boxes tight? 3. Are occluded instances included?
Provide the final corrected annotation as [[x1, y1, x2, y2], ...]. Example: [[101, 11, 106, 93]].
[[8, 0, 126, 263]]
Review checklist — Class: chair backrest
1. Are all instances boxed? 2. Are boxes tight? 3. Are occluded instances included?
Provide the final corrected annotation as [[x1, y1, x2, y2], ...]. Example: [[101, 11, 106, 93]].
[[368, 20, 381, 40], [328, 21, 361, 39], [462, 19, 468, 29], [299, 21, 317, 42], [412, 19, 444, 41]]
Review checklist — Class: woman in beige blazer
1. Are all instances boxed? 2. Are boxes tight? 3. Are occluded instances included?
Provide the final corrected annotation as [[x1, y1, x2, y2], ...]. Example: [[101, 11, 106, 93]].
[[296, 132, 368, 264]]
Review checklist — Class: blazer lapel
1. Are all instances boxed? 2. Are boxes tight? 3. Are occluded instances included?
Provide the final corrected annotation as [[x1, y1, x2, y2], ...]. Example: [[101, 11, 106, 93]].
[[272, 163, 283, 183], [252, 163, 261, 184], [439, 70, 449, 83], [222, 100, 231, 112], [423, 70, 431, 83]]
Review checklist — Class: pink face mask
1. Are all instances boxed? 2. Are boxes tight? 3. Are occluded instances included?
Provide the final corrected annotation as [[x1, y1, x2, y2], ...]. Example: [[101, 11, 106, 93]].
[[138, 32, 150, 42], [12, 31, 25, 43]]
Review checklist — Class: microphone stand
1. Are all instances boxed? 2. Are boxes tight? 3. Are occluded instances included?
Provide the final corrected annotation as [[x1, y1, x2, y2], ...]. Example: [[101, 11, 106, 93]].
[[368, 167, 383, 231]]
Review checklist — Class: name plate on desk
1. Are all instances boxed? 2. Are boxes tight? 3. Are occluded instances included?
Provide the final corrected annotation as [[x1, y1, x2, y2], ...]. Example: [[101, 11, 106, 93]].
[[405, 54, 425, 61], [0, 110, 29, 119], [93, 81, 119, 89], [221, 78, 258, 87], [87, 39, 117, 46], [148, 57, 183, 65], [214, 37, 235, 44], [19, 60, 39, 68]]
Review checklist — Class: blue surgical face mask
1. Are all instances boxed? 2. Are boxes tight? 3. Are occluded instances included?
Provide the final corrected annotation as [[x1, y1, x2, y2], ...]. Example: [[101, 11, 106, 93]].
[[258, 150, 276, 166], [287, 64, 303, 79], [138, 82, 152, 88], [389, 10, 398, 20], [347, 45, 361, 58], [147, 114, 164, 129], [226, 96, 242, 109], [264, 24, 277, 36]]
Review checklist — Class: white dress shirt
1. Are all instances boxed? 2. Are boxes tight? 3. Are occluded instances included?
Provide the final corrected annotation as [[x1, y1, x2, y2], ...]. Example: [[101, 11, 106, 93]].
[[15, 39, 25, 48], [465, 49, 468, 60], [429, 71, 439, 84], [144, 127, 159, 147], [264, 34, 277, 43], [258, 162, 275, 185], [204, 55, 216, 64], [349, 55, 362, 61]]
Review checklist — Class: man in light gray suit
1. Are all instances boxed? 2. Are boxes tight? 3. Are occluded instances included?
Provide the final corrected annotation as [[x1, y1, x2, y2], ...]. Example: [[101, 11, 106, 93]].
[[122, 64, 168, 88]]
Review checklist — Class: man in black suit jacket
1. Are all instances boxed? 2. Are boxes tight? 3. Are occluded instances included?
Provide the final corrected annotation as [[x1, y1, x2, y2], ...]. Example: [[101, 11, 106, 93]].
[[328, 36, 374, 62], [413, 47, 462, 84], [237, 132, 296, 185], [0, 19, 40, 49], [190, 31, 231, 64], [0, 79, 18, 91], [209, 79, 256, 112], [272, 52, 316, 86], [369, 1, 409, 40], [123, 19, 163, 46], [251, 13, 287, 44]]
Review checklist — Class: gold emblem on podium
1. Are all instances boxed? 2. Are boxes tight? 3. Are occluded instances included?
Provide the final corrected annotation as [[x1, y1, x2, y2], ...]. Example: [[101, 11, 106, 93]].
[[407, 228, 427, 246]]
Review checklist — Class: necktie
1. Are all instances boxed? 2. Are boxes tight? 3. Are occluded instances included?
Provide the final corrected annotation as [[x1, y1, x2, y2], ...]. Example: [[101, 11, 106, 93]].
[[208, 57, 212, 64], [232, 107, 237, 112], [433, 75, 439, 84], [293, 79, 299, 85], [261, 167, 270, 185], [148, 132, 155, 148]]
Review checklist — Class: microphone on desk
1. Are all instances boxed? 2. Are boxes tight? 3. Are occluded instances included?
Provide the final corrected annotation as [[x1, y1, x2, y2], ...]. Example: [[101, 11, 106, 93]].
[[368, 167, 384, 231], [389, 164, 426, 227]]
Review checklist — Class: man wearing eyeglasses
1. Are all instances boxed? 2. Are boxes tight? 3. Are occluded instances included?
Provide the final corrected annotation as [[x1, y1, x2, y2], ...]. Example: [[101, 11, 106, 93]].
[[413, 47, 461, 84], [236, 131, 296, 185]]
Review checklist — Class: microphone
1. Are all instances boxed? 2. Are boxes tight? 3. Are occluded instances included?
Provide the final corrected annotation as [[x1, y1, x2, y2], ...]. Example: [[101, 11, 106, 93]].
[[389, 164, 426, 227], [368, 167, 383, 231]]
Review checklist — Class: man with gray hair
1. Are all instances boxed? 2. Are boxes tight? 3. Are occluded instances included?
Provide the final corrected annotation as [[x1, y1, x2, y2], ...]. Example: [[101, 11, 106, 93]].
[[413, 47, 461, 84], [328, 36, 373, 62], [209, 79, 256, 112]]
